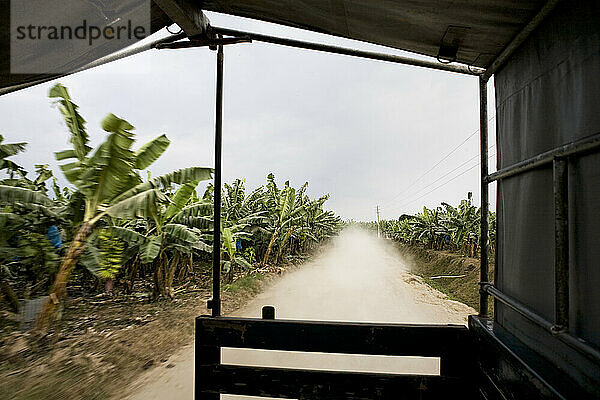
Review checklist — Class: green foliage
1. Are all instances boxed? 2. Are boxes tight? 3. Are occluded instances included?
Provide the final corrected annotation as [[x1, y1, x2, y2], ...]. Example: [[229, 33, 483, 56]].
[[0, 134, 28, 178], [50, 85, 212, 227], [0, 84, 341, 308], [223, 272, 265, 294], [358, 193, 495, 257], [49, 83, 90, 161], [96, 228, 125, 279], [46, 84, 213, 302], [0, 140, 64, 295]]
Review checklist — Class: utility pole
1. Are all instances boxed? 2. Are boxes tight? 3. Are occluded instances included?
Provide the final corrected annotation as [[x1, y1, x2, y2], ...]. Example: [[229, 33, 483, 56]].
[[376, 205, 381, 238]]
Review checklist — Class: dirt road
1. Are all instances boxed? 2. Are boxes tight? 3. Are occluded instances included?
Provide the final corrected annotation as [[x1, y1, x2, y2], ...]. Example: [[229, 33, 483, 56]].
[[123, 228, 474, 400]]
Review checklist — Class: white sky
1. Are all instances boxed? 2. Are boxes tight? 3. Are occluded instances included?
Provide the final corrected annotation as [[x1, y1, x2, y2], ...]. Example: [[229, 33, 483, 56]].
[[0, 11, 497, 221]]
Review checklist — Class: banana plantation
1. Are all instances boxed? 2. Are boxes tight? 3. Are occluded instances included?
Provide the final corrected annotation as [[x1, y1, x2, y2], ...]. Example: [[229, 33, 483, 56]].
[[365, 194, 496, 257], [0, 84, 341, 331]]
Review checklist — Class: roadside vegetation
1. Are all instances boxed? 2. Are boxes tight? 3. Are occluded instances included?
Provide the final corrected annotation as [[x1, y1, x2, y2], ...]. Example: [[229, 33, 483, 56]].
[[355, 194, 495, 313], [0, 83, 341, 336], [357, 192, 495, 257]]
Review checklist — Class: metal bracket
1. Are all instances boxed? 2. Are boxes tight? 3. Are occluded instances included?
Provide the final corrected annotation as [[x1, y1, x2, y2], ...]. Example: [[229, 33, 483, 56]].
[[550, 324, 567, 334], [437, 26, 470, 63]]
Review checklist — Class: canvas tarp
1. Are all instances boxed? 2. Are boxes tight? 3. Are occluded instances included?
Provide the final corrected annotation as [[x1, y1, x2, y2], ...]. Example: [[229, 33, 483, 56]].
[[1, 0, 548, 90], [199, 0, 546, 68], [494, 0, 600, 391]]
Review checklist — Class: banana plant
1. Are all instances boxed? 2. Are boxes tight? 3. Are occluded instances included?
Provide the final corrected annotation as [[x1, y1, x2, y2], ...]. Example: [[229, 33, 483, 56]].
[[221, 226, 252, 282], [261, 176, 300, 266], [105, 180, 214, 298], [260, 174, 339, 266], [373, 193, 494, 256], [221, 179, 269, 232], [0, 137, 64, 293], [147, 182, 213, 297], [32, 84, 212, 331]]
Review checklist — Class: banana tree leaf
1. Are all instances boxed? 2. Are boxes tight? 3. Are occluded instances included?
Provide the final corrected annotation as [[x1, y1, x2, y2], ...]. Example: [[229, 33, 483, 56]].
[[113, 167, 213, 205], [192, 240, 212, 253], [222, 227, 235, 258], [198, 233, 213, 242], [281, 188, 296, 221], [0, 185, 53, 205], [104, 189, 168, 219], [0, 212, 26, 230], [101, 113, 135, 133], [134, 134, 170, 170], [59, 161, 85, 186], [164, 223, 200, 243], [171, 215, 213, 230], [0, 160, 26, 175], [79, 244, 102, 276], [81, 128, 136, 203], [165, 181, 198, 220], [121, 172, 144, 193], [19, 203, 63, 220], [0, 178, 33, 189], [49, 84, 91, 161], [166, 243, 194, 254], [33, 165, 53, 186], [234, 256, 252, 270], [140, 235, 162, 264], [149, 167, 212, 188], [237, 212, 268, 225], [55, 149, 77, 161], [109, 226, 147, 244], [173, 201, 213, 219], [0, 139, 27, 159]]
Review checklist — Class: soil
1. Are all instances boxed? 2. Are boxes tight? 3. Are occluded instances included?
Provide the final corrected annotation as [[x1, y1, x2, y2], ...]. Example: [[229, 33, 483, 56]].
[[394, 242, 495, 315], [0, 265, 285, 400]]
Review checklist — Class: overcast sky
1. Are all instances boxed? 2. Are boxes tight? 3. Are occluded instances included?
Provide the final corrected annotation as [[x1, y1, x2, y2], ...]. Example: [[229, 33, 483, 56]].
[[0, 11, 497, 221]]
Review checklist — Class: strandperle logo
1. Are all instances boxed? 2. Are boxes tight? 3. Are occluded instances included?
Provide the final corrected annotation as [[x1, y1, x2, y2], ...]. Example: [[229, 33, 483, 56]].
[[15, 20, 148, 46], [11, 0, 150, 74]]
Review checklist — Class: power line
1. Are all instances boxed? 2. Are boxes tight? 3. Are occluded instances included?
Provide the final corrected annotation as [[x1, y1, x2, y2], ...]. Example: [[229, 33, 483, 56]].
[[383, 151, 496, 216], [394, 152, 497, 211], [381, 115, 496, 208], [388, 144, 495, 207]]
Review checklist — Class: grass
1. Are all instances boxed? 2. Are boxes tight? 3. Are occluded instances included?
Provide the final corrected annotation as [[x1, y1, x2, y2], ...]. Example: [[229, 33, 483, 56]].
[[395, 243, 494, 316], [223, 272, 266, 294]]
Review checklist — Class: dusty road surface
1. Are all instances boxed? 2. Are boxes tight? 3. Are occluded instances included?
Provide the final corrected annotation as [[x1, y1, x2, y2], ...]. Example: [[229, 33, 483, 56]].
[[123, 228, 474, 400]]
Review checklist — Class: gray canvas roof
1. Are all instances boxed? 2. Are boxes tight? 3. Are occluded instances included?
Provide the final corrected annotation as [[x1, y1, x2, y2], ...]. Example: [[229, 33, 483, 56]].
[[199, 0, 547, 67], [0, 0, 549, 92]]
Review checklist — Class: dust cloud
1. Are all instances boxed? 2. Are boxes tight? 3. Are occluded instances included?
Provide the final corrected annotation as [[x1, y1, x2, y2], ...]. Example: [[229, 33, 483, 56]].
[[124, 228, 474, 400], [234, 227, 471, 324]]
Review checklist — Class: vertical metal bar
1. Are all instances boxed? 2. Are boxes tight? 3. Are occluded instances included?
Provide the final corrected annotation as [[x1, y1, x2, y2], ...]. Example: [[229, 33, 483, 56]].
[[262, 306, 276, 320], [553, 158, 569, 330], [211, 44, 224, 317], [195, 319, 221, 399], [479, 76, 490, 318]]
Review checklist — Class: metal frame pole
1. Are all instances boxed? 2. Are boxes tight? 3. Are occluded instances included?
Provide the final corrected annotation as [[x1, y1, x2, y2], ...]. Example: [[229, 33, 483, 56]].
[[211, 26, 482, 76], [479, 76, 490, 318], [211, 43, 224, 317], [0, 32, 186, 96], [553, 158, 569, 331], [482, 0, 561, 81]]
